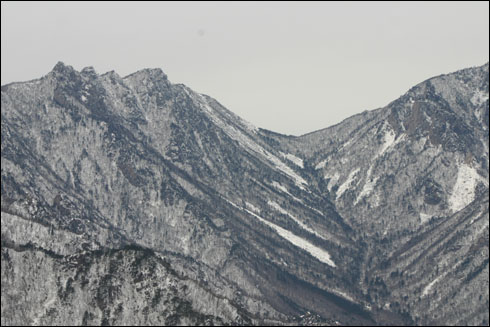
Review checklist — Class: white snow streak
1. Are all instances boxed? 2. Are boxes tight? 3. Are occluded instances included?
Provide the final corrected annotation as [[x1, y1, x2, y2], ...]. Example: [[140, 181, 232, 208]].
[[270, 181, 303, 203], [270, 181, 325, 216], [341, 139, 353, 149], [268, 200, 290, 216], [271, 181, 292, 196], [422, 276, 442, 296], [267, 154, 308, 190], [267, 201, 326, 240], [336, 168, 360, 200], [225, 198, 335, 267], [260, 218, 335, 267], [194, 93, 308, 190], [332, 290, 356, 303], [392, 133, 407, 148], [355, 131, 405, 204], [354, 165, 378, 205], [245, 202, 261, 214], [315, 160, 327, 170], [280, 152, 304, 168]]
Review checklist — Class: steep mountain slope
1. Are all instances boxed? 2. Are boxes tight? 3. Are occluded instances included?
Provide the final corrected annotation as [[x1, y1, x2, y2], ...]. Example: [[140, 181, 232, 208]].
[[1, 62, 374, 326], [1, 62, 488, 326], [262, 63, 489, 325]]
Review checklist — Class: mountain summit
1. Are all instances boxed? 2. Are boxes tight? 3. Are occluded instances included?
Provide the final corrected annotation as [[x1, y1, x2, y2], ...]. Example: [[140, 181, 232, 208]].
[[1, 62, 488, 326]]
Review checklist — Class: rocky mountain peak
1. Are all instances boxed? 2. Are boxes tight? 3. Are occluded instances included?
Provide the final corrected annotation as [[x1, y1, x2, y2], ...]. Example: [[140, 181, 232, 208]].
[[124, 67, 168, 83], [80, 66, 98, 78], [50, 60, 77, 76]]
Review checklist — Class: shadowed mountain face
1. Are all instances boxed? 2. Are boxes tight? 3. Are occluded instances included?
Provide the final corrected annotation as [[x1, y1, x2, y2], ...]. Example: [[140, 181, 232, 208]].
[[1, 62, 488, 326]]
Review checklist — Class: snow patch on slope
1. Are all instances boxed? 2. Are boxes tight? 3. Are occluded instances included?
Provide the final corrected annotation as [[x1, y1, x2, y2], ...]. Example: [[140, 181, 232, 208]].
[[324, 173, 340, 192], [271, 181, 292, 196], [268, 200, 290, 216], [354, 168, 378, 205], [332, 290, 356, 303], [378, 127, 396, 157], [267, 154, 308, 190], [270, 181, 325, 217], [419, 212, 432, 224], [245, 202, 261, 214], [422, 276, 442, 296], [225, 198, 335, 267], [336, 168, 360, 200], [192, 92, 308, 190], [471, 89, 489, 106], [448, 163, 486, 213], [280, 152, 304, 168], [267, 201, 326, 240], [271, 181, 302, 202], [355, 131, 406, 204], [259, 217, 335, 267], [315, 160, 327, 170]]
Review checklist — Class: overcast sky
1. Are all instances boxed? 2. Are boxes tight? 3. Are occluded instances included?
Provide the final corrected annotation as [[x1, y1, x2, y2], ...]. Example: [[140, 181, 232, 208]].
[[2, 1, 489, 135]]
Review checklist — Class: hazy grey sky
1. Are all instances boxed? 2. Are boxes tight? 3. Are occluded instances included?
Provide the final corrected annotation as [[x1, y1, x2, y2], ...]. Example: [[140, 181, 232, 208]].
[[2, 1, 489, 135]]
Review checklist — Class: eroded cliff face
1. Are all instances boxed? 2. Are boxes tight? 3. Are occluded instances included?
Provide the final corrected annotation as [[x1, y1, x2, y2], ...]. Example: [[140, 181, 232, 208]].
[[1, 62, 488, 326]]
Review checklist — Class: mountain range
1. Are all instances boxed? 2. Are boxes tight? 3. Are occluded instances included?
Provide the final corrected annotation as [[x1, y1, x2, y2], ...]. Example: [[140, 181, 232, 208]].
[[1, 61, 488, 326]]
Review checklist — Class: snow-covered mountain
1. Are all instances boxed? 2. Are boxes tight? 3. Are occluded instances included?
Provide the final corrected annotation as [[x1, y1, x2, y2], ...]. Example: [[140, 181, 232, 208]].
[[1, 62, 488, 325]]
